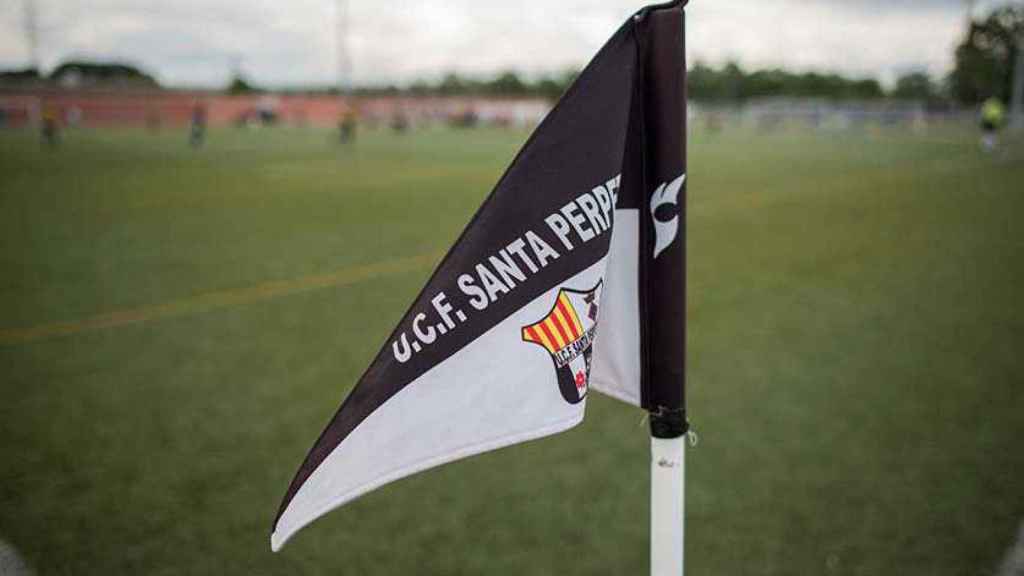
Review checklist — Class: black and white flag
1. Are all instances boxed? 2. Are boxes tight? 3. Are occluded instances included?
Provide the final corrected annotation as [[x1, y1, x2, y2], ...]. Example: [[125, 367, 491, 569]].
[[272, 1, 687, 551]]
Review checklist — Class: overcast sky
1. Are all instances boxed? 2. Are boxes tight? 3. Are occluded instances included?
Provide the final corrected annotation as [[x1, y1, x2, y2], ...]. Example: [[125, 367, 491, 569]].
[[0, 0, 1009, 88]]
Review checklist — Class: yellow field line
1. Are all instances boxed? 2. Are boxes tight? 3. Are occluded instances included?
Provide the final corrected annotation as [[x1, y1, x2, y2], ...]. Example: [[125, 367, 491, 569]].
[[0, 251, 443, 347]]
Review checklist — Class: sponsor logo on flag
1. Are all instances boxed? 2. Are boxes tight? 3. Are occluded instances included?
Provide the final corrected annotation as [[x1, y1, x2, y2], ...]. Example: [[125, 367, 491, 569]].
[[651, 173, 686, 259], [522, 283, 602, 404]]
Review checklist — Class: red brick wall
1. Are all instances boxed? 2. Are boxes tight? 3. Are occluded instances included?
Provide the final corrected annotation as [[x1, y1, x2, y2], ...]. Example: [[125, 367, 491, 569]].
[[0, 89, 551, 129], [0, 90, 351, 128]]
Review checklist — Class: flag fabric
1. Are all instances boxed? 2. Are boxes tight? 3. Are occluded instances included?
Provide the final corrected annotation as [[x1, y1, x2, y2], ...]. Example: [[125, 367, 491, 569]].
[[272, 0, 686, 551]]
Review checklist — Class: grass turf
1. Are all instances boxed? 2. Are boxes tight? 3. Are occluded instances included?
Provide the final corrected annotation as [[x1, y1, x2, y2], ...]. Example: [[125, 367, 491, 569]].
[[1, 124, 1022, 575]]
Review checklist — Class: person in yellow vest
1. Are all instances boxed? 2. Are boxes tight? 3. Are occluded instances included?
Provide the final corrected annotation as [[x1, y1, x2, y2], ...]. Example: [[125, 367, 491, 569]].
[[41, 103, 60, 147], [338, 107, 357, 144], [979, 97, 1006, 152]]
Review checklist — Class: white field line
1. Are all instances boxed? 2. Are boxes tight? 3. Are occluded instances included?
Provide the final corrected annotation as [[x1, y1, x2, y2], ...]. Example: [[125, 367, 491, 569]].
[[0, 250, 442, 347], [997, 520, 1024, 576], [0, 538, 32, 576]]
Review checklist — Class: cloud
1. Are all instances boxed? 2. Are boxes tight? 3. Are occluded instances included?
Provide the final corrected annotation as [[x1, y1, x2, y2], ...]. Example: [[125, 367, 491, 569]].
[[685, 0, 968, 84], [0, 0, 990, 87]]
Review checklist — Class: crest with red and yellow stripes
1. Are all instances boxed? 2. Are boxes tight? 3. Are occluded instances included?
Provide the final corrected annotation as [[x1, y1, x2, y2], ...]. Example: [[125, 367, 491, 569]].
[[522, 283, 602, 404], [522, 291, 586, 356]]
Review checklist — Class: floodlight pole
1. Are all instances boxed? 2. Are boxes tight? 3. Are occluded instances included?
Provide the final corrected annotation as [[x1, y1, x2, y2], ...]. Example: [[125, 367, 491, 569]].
[[964, 0, 977, 37], [1011, 29, 1024, 131], [336, 0, 352, 95], [23, 0, 40, 72]]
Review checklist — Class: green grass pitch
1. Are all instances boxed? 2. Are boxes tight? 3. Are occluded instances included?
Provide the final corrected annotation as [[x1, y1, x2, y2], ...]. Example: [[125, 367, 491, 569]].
[[1, 124, 1022, 575]]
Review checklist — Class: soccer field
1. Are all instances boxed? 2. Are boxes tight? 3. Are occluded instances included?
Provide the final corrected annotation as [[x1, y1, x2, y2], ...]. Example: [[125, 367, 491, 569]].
[[1, 124, 1022, 575]]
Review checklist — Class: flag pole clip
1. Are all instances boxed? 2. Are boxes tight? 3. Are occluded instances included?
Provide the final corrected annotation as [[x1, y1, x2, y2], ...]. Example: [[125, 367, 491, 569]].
[[649, 406, 688, 439]]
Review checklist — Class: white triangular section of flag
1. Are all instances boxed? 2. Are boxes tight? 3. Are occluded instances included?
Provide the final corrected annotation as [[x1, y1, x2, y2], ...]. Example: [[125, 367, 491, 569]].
[[589, 209, 642, 407], [271, 258, 609, 551]]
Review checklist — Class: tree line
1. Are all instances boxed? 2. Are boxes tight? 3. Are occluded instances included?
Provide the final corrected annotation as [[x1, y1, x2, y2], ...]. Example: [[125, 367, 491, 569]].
[[349, 69, 581, 101], [356, 3, 1021, 106], [351, 65, 934, 102], [3, 3, 1019, 106], [0, 61, 158, 88], [950, 4, 1023, 105]]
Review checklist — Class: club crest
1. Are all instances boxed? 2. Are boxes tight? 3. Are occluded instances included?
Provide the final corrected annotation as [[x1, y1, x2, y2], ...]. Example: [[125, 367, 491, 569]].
[[521, 282, 603, 404]]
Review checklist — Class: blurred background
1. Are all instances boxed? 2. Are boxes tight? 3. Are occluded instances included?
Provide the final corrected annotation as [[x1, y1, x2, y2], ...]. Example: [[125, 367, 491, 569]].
[[1, 0, 1022, 133], [1, 1, 1022, 575]]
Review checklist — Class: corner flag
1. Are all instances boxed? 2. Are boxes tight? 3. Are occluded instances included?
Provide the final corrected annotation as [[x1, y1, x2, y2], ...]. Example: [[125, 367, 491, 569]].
[[272, 0, 687, 555]]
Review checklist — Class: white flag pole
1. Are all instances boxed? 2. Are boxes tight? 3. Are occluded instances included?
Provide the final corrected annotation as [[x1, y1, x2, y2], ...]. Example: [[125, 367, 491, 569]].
[[650, 426, 686, 576], [636, 1, 688, 574]]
